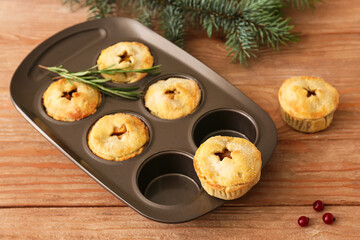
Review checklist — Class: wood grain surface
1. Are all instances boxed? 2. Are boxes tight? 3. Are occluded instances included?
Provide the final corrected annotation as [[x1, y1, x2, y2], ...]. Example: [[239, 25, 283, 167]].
[[1, 0, 360, 239]]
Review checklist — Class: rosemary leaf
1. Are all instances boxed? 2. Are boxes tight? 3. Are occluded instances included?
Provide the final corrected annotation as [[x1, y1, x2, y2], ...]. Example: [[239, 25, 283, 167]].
[[39, 64, 161, 100]]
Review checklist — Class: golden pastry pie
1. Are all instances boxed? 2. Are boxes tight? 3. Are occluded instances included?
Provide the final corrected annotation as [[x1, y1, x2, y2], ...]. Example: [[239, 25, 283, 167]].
[[97, 41, 154, 83], [88, 113, 149, 161], [193, 136, 262, 200], [42, 78, 101, 121], [144, 77, 201, 119], [278, 76, 339, 133]]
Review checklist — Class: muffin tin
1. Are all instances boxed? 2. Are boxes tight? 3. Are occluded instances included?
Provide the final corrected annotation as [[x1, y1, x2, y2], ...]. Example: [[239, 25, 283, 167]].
[[10, 17, 277, 223]]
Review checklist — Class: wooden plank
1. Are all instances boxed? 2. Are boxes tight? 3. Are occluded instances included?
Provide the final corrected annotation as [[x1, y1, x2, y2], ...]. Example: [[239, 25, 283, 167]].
[[1, 0, 360, 237], [285, 0, 360, 35], [0, 139, 119, 206], [185, 32, 360, 86], [183, 0, 360, 79], [237, 85, 360, 141], [232, 139, 360, 206], [0, 0, 87, 89], [0, 206, 359, 239], [0, 139, 359, 207]]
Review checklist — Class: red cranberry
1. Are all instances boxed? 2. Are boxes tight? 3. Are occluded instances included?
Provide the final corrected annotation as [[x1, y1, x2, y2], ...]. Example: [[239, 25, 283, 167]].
[[313, 200, 324, 212], [323, 213, 335, 224], [298, 216, 310, 227]]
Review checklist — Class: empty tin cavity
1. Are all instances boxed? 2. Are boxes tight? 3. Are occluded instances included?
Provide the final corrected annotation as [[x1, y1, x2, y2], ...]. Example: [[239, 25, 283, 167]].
[[192, 108, 258, 147], [137, 151, 201, 205]]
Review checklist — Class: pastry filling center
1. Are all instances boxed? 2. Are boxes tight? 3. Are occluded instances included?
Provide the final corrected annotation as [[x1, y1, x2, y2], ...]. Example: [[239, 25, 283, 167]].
[[61, 89, 77, 100], [304, 88, 316, 97], [111, 125, 127, 139], [165, 89, 179, 99], [215, 148, 232, 161], [118, 51, 132, 64]]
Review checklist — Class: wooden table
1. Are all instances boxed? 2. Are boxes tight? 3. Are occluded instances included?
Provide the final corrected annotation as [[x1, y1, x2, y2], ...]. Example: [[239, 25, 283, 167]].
[[1, 0, 359, 239]]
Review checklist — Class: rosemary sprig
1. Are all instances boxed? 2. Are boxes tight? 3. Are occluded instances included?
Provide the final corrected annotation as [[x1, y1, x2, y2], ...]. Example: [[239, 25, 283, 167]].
[[39, 64, 161, 100]]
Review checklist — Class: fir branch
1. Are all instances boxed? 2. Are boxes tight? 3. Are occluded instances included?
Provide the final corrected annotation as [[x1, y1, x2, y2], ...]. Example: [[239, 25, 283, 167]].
[[63, 0, 80, 10], [286, 0, 321, 10], [63, 0, 117, 19], [39, 64, 161, 99], [87, 0, 117, 19], [241, 1, 298, 49], [133, 0, 163, 28], [161, 5, 186, 47], [63, 0, 317, 64], [119, 0, 299, 64]]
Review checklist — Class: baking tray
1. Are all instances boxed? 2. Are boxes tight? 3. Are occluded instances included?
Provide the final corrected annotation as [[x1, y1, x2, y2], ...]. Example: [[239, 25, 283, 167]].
[[10, 17, 277, 223]]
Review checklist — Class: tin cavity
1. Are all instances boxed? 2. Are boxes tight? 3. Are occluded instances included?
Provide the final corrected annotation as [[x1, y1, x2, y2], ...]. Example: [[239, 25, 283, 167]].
[[137, 151, 201, 205], [193, 109, 258, 147]]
